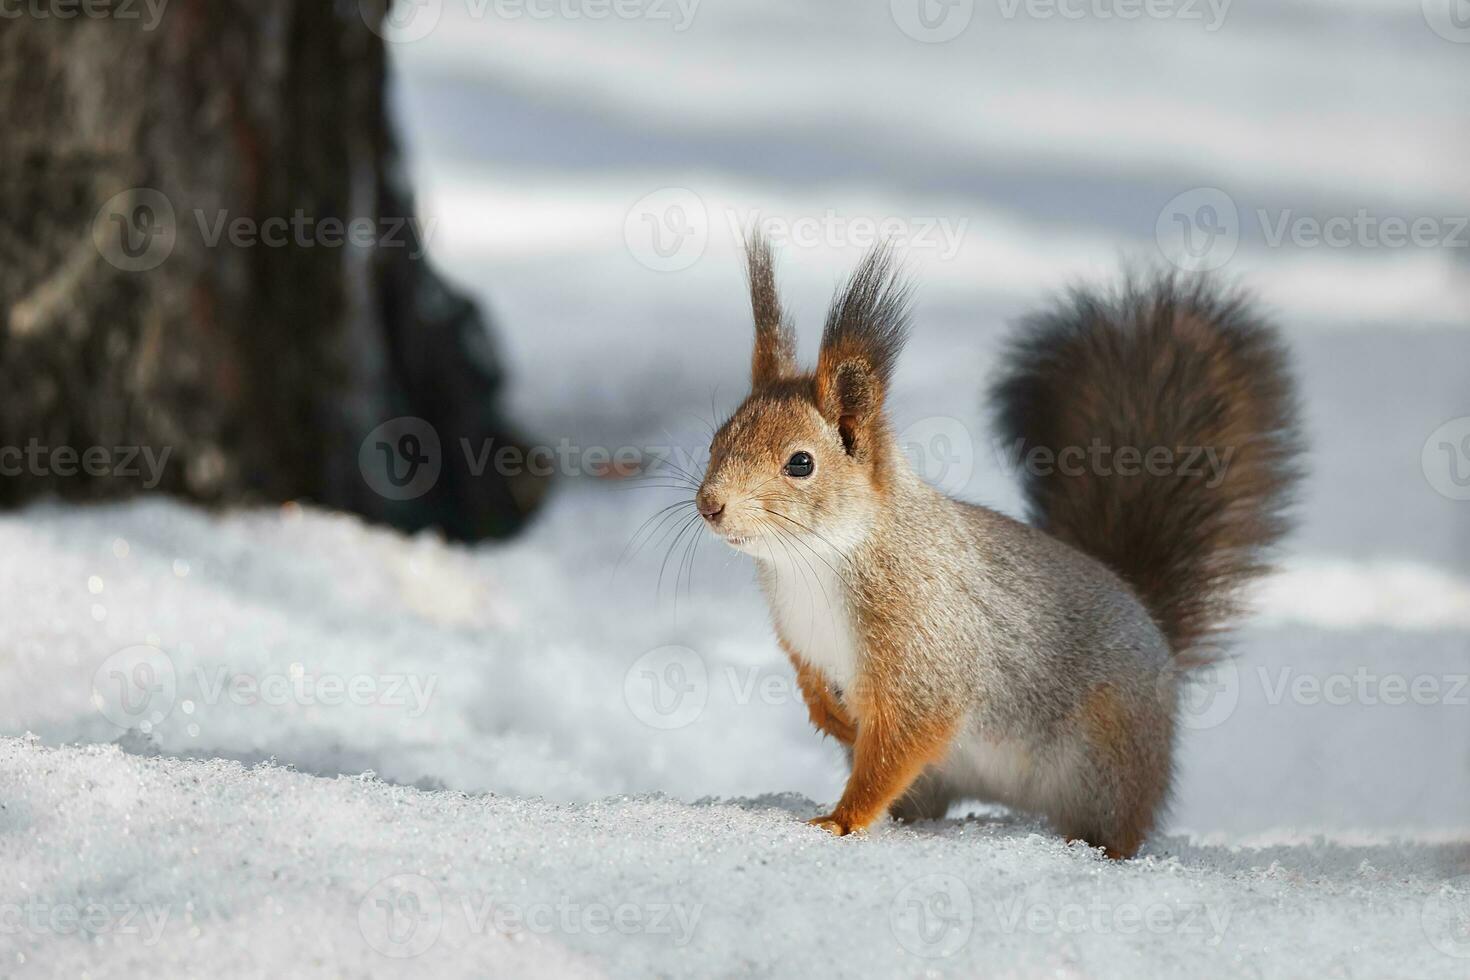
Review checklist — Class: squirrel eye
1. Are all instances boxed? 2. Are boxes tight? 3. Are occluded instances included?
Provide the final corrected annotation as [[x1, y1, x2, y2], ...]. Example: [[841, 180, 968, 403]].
[[783, 451, 814, 478]]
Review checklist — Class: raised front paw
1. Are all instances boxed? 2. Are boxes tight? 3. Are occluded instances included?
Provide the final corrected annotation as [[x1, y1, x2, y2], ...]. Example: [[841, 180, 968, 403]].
[[807, 814, 853, 836], [807, 702, 857, 744]]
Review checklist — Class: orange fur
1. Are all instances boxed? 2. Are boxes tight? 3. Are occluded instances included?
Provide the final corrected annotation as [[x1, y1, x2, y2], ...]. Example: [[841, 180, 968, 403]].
[[809, 686, 957, 836], [1074, 682, 1156, 859], [783, 642, 858, 745]]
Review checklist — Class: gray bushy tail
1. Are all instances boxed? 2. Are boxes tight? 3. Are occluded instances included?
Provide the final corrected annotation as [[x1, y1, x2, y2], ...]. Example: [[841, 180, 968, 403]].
[[990, 274, 1304, 660]]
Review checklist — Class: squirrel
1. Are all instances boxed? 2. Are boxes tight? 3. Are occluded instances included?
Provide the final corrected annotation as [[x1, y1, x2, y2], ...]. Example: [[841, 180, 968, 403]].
[[694, 235, 1302, 858]]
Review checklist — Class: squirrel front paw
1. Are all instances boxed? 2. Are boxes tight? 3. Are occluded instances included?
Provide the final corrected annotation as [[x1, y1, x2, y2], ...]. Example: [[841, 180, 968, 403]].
[[807, 814, 854, 836]]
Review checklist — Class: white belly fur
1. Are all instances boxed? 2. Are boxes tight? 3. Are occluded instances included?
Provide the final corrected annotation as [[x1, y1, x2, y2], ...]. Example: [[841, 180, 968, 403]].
[[760, 552, 1069, 817], [759, 553, 861, 691], [936, 720, 1073, 813]]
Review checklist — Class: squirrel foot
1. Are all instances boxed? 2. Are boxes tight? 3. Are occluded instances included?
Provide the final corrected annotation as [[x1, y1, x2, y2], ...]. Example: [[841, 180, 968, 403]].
[[807, 815, 855, 836]]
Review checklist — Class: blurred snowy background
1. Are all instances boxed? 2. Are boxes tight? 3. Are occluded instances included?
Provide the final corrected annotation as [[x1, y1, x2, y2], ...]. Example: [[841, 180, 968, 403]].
[[3, 0, 1469, 975]]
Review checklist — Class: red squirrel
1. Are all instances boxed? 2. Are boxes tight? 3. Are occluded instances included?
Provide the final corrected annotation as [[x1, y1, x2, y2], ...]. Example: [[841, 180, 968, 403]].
[[694, 236, 1301, 858]]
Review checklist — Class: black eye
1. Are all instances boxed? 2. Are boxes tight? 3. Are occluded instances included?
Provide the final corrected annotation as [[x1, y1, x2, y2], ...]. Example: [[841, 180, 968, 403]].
[[784, 451, 814, 478]]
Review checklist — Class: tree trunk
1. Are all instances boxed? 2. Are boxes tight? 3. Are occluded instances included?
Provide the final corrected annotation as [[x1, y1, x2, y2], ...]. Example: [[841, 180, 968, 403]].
[[0, 0, 543, 540]]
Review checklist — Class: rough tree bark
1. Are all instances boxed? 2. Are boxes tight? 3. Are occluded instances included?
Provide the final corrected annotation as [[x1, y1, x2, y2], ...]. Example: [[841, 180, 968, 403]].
[[0, 0, 543, 540]]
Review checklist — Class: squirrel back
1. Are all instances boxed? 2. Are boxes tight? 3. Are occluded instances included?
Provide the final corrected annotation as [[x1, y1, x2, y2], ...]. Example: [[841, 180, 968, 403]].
[[989, 275, 1304, 660]]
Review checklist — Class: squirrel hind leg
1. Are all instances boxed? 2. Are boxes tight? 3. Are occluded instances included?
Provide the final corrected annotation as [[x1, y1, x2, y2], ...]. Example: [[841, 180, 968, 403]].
[[1065, 836, 1141, 861], [888, 770, 954, 824], [1057, 784, 1157, 860], [1058, 682, 1175, 860]]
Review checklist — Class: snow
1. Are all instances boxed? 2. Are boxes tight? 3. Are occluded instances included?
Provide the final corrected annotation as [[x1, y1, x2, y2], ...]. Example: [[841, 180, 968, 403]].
[[4, 0, 1469, 975], [1, 491, 1466, 976], [5, 736, 1469, 979]]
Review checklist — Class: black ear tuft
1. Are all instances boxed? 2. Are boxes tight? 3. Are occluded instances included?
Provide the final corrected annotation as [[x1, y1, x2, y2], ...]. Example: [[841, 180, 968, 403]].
[[815, 243, 912, 422], [745, 230, 797, 386]]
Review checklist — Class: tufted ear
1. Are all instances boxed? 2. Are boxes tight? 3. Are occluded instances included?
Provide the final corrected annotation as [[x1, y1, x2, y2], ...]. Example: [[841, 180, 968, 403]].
[[815, 244, 912, 456], [745, 231, 797, 387]]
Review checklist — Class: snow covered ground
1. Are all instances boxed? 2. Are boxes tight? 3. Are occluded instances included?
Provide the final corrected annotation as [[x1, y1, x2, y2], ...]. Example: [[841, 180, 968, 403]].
[[4, 0, 1469, 976], [0, 487, 1466, 976], [7, 735, 1470, 979]]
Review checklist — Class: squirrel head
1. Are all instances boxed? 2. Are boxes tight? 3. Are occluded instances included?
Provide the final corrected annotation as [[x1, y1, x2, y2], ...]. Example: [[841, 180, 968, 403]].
[[696, 236, 912, 558]]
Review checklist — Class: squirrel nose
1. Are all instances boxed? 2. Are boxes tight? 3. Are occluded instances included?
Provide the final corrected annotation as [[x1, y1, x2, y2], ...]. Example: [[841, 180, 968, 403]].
[[697, 492, 725, 522]]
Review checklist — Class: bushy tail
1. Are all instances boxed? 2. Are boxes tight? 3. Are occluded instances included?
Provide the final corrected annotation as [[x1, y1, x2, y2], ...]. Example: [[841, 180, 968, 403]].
[[990, 274, 1304, 660]]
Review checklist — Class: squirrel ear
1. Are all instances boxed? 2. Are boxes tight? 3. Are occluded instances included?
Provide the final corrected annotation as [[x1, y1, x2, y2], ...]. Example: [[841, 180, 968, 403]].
[[818, 360, 880, 456], [815, 243, 912, 454], [745, 231, 797, 387]]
